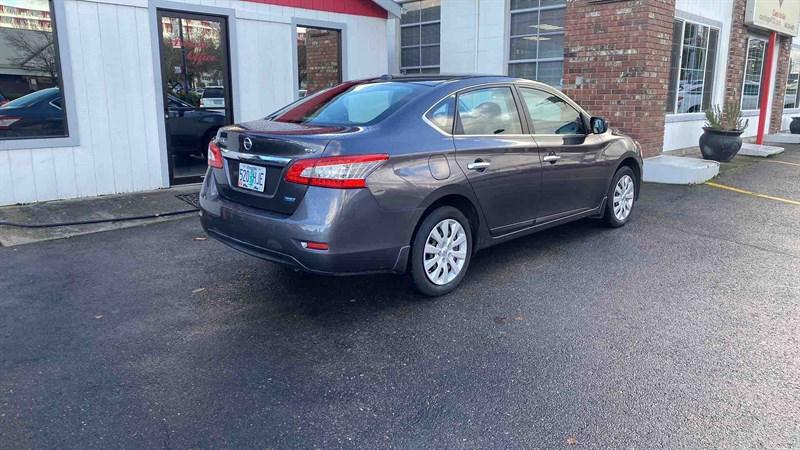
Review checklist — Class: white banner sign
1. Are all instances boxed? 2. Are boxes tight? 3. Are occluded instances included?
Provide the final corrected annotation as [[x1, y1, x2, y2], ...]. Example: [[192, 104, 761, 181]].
[[746, 0, 800, 36]]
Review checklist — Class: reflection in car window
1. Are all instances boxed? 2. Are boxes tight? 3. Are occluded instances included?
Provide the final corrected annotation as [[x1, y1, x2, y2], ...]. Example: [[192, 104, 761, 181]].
[[0, 0, 68, 140], [456, 87, 522, 135], [519, 88, 585, 135], [273, 82, 425, 126], [426, 96, 455, 133]]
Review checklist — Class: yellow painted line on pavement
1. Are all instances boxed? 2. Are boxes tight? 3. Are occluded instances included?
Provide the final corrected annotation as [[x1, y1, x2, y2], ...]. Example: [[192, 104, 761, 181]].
[[704, 181, 800, 206], [763, 159, 800, 168]]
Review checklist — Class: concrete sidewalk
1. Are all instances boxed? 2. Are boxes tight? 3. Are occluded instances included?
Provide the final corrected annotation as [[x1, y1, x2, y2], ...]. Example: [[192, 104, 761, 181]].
[[0, 185, 200, 246]]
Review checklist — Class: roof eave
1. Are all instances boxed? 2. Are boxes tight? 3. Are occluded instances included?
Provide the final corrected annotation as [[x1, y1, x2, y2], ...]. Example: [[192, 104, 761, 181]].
[[371, 0, 402, 17]]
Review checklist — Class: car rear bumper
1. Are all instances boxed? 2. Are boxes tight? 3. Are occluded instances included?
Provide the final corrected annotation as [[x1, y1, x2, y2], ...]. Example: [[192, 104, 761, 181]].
[[199, 171, 413, 275]]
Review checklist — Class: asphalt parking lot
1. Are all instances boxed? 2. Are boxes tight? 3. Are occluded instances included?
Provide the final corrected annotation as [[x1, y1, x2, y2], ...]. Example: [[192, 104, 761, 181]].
[[2, 150, 799, 448]]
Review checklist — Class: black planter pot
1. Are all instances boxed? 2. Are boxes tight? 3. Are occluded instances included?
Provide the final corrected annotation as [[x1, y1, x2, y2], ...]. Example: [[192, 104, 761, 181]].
[[791, 117, 800, 134], [699, 127, 744, 162]]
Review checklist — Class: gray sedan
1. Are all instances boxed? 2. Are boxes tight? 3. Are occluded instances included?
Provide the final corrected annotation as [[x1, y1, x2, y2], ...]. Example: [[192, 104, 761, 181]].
[[200, 75, 642, 296]]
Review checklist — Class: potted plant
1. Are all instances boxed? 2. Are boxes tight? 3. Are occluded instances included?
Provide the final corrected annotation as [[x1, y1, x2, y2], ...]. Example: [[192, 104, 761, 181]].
[[790, 116, 800, 134], [699, 101, 749, 162]]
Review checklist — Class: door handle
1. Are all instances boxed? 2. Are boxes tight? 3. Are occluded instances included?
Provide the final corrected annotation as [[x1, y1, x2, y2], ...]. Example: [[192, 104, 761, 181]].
[[543, 154, 561, 164], [467, 160, 491, 171]]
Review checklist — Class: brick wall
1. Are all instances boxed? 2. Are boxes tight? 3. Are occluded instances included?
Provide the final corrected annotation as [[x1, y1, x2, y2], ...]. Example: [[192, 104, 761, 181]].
[[303, 28, 341, 94], [723, 0, 748, 106], [770, 36, 792, 133], [562, 0, 675, 158], [725, 0, 791, 134]]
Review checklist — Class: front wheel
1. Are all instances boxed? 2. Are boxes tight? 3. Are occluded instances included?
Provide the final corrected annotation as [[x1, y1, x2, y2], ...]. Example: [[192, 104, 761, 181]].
[[603, 166, 637, 227], [410, 206, 473, 296]]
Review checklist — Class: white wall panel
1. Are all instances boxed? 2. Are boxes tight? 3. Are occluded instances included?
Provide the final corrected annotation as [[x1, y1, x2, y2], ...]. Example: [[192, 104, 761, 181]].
[[30, 149, 59, 202], [8, 150, 36, 204], [77, 1, 117, 196], [52, 147, 78, 199], [0, 150, 14, 206], [0, 0, 390, 206]]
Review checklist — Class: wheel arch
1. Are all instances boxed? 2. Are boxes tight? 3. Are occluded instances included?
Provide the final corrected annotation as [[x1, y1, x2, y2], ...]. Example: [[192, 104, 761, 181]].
[[410, 191, 483, 258], [615, 155, 642, 199]]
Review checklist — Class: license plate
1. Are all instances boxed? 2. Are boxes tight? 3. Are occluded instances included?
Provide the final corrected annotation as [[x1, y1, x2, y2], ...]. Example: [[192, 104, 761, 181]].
[[237, 163, 266, 192]]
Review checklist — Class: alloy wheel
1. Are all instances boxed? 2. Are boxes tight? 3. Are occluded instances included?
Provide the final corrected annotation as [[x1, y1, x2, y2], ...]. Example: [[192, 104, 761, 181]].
[[423, 219, 468, 286], [613, 174, 635, 221]]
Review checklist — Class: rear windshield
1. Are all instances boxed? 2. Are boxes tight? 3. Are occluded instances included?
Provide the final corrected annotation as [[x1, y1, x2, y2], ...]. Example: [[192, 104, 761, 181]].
[[272, 82, 426, 126], [2, 88, 56, 108], [203, 88, 223, 98]]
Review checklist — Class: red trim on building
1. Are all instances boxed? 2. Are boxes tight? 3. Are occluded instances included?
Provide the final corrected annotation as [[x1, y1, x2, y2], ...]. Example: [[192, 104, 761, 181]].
[[242, 0, 387, 19]]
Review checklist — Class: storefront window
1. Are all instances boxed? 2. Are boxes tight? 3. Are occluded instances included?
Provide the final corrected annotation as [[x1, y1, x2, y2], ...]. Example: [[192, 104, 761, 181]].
[[296, 26, 342, 98], [508, 0, 566, 88], [0, 0, 68, 140], [400, 0, 440, 74], [665, 19, 719, 114], [784, 48, 800, 109], [742, 37, 766, 110]]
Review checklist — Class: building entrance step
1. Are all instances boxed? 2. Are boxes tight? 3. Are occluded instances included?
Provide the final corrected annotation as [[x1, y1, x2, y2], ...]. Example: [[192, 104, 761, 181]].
[[642, 155, 719, 185]]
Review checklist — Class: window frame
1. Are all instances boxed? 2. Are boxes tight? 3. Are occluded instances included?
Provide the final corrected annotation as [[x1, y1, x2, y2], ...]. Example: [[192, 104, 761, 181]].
[[290, 18, 348, 101], [398, 0, 441, 74], [666, 17, 721, 115], [0, 0, 79, 151], [506, 0, 567, 88], [453, 84, 529, 137], [784, 46, 800, 111], [741, 36, 768, 111]]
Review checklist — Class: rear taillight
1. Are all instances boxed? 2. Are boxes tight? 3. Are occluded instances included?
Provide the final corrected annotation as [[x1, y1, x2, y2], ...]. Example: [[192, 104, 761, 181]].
[[285, 154, 388, 189], [208, 140, 223, 169]]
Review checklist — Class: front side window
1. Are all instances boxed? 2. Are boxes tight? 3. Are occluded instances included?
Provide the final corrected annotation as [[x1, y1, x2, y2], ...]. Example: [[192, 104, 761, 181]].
[[296, 26, 342, 98], [519, 87, 585, 135], [273, 82, 426, 126], [785, 48, 800, 109], [456, 87, 523, 135], [508, 0, 566, 88], [400, 0, 440, 74], [665, 19, 719, 114], [0, 0, 68, 140], [742, 37, 767, 110]]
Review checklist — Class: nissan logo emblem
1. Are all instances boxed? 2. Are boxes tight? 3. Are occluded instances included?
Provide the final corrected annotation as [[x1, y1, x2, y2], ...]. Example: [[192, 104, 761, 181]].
[[243, 137, 253, 151]]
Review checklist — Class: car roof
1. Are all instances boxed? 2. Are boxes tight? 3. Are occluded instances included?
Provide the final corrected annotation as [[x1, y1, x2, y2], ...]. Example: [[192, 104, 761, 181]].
[[367, 74, 553, 89]]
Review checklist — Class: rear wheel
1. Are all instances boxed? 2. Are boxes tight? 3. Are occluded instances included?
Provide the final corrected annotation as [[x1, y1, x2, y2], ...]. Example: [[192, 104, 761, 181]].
[[410, 206, 472, 296], [603, 166, 637, 227]]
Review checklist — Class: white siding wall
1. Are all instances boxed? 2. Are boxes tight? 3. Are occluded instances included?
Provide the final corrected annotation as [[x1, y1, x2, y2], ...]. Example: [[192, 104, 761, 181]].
[[438, 0, 505, 75], [0, 0, 389, 206]]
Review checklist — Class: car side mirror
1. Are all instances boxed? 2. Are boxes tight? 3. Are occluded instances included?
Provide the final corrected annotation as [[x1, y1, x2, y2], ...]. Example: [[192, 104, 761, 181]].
[[590, 117, 608, 134]]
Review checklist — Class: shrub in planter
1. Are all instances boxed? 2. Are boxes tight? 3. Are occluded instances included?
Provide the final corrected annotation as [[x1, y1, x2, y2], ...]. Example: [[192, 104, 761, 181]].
[[699, 102, 749, 162]]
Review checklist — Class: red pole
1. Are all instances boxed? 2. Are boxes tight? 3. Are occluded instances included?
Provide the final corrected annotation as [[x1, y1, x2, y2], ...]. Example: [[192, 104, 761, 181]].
[[756, 31, 777, 145]]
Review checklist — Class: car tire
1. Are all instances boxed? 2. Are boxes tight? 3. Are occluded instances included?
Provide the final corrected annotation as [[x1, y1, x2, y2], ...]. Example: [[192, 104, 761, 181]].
[[603, 166, 637, 228], [410, 206, 473, 297]]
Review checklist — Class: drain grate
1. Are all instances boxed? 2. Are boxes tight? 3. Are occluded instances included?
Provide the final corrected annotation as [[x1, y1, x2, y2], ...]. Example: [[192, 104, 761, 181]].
[[175, 192, 201, 209]]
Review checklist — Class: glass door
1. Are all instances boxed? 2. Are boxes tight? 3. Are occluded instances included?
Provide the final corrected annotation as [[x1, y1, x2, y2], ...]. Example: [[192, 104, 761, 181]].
[[157, 10, 233, 185]]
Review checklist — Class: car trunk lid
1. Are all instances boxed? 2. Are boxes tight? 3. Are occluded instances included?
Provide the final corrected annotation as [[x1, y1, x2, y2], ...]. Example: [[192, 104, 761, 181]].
[[214, 119, 354, 214]]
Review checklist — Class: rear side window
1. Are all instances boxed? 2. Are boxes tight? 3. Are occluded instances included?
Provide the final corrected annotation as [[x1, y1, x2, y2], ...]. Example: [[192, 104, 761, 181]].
[[519, 87, 586, 135], [273, 82, 426, 126], [426, 96, 455, 133], [456, 87, 523, 135]]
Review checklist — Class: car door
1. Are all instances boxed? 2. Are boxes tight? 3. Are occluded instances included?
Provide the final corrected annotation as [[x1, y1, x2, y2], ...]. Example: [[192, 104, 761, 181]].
[[452, 85, 542, 235], [517, 86, 607, 221]]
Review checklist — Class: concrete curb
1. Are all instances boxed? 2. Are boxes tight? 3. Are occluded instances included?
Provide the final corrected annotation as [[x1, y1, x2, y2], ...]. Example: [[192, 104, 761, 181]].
[[643, 155, 719, 185]]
